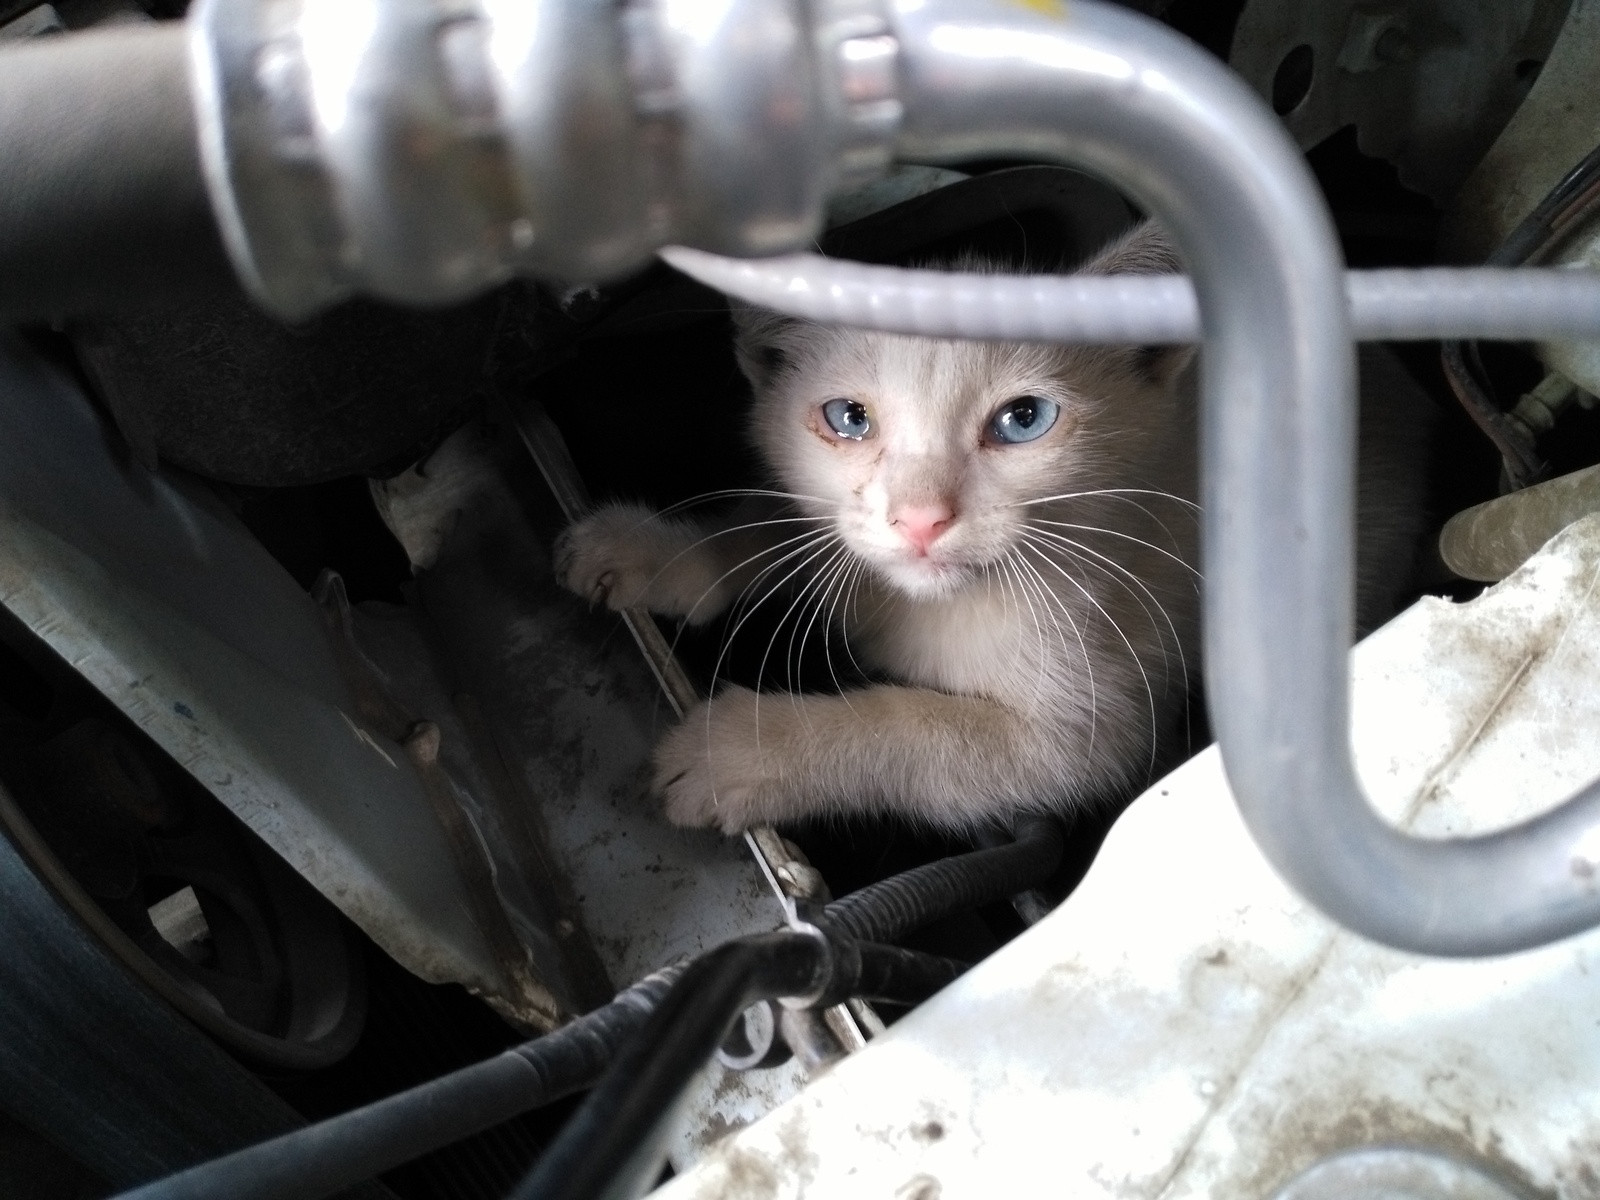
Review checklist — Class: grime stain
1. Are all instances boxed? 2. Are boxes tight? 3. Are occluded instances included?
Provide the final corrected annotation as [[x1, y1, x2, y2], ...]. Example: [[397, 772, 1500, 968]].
[[1149, 933, 1342, 1200], [894, 1175, 942, 1200], [1401, 649, 1539, 825], [1226, 1097, 1549, 1200]]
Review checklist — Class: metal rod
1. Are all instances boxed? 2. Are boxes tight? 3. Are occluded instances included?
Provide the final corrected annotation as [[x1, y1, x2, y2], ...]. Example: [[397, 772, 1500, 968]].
[[502, 395, 870, 1046], [661, 249, 1600, 346]]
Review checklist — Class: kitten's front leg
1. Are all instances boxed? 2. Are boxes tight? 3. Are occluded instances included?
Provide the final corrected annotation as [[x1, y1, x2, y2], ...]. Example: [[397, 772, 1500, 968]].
[[655, 684, 1070, 832], [555, 501, 776, 624]]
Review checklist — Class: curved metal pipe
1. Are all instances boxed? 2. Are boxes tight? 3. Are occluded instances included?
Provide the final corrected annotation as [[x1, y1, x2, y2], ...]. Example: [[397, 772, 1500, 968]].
[[660, 250, 1600, 345], [880, 0, 1600, 955]]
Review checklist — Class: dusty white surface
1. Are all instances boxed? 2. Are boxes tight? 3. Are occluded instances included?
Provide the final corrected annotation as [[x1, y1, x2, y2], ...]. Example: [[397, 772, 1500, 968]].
[[656, 515, 1600, 1199]]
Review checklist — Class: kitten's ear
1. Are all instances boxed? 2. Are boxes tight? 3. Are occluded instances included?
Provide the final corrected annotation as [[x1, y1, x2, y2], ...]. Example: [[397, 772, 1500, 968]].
[[1081, 221, 1195, 387], [731, 303, 803, 391], [1078, 220, 1182, 277]]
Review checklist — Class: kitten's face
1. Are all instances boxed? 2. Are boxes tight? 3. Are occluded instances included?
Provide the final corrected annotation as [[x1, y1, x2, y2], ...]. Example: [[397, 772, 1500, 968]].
[[742, 321, 1174, 600]]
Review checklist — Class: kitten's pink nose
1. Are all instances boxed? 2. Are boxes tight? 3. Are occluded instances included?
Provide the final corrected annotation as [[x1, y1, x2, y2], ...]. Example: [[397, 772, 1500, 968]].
[[891, 503, 956, 556]]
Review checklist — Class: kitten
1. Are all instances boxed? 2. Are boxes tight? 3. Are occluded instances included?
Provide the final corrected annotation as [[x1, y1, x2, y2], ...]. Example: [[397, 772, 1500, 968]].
[[555, 224, 1431, 833]]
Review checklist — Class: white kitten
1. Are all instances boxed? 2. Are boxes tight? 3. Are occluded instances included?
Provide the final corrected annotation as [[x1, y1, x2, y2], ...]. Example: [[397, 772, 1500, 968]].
[[555, 225, 1430, 833]]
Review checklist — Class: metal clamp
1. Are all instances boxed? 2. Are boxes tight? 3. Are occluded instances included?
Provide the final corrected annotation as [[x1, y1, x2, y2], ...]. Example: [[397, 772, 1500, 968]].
[[187, 0, 900, 318]]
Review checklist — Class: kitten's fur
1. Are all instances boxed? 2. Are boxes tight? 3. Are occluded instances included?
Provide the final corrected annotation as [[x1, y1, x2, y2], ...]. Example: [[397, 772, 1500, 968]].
[[555, 224, 1432, 833]]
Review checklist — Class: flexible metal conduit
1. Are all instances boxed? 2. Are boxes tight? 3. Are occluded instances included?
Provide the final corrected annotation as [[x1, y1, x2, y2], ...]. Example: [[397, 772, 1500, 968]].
[[660, 250, 1600, 346], [874, 0, 1600, 956]]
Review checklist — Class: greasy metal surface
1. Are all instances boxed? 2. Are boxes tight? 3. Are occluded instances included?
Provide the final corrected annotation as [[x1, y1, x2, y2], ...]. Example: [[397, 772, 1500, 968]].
[[1440, 461, 1600, 581], [1272, 1149, 1527, 1200], [506, 399, 870, 1053], [1443, 0, 1600, 261], [1229, 0, 1570, 201], [654, 516, 1600, 1199], [0, 334, 505, 1001], [506, 400, 699, 719], [313, 576, 567, 1028], [404, 419, 813, 1163]]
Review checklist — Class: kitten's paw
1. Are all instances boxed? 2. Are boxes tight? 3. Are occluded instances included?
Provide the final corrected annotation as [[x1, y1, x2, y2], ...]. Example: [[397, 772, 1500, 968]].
[[653, 687, 778, 833], [554, 503, 681, 614]]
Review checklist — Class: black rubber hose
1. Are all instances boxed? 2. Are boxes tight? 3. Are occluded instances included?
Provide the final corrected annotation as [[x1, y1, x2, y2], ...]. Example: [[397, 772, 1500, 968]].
[[1487, 140, 1600, 269], [0, 24, 233, 320], [509, 932, 826, 1200], [823, 815, 1065, 945], [851, 941, 968, 1005], [1440, 339, 1546, 490], [110, 966, 684, 1200]]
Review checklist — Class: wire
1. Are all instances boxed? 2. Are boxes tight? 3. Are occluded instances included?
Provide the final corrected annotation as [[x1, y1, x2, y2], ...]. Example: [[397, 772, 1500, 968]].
[[1441, 138, 1600, 491], [507, 929, 967, 1200], [111, 966, 684, 1200], [823, 815, 1065, 944]]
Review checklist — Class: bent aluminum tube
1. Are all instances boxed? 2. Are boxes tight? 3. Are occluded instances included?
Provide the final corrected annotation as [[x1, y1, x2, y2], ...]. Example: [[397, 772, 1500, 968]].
[[661, 250, 1600, 346], [885, 0, 1600, 955]]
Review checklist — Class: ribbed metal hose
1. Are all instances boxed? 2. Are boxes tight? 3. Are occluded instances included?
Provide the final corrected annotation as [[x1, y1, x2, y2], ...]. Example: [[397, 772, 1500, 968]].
[[0, 24, 231, 319]]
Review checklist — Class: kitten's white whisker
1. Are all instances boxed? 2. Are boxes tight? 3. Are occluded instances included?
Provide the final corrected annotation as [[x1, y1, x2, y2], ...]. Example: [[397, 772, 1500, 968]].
[[745, 536, 845, 749], [720, 533, 837, 651], [667, 523, 843, 627], [812, 551, 866, 723], [1022, 525, 1190, 697], [1030, 519, 1200, 576], [1021, 539, 1160, 777], [1022, 527, 1176, 696], [1015, 543, 1126, 767], [704, 532, 837, 720], [722, 531, 836, 623], [1007, 552, 1056, 705], [653, 487, 840, 519], [667, 527, 834, 663], [1006, 487, 1200, 511], [779, 544, 852, 731], [835, 560, 874, 688], [1009, 548, 1097, 756]]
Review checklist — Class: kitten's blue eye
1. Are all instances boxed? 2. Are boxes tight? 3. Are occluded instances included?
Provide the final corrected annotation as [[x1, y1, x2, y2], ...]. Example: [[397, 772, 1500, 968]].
[[821, 398, 872, 440], [988, 395, 1059, 445]]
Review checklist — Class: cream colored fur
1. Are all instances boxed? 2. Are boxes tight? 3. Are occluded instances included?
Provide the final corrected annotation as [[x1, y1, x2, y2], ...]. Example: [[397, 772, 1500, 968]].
[[555, 224, 1430, 833]]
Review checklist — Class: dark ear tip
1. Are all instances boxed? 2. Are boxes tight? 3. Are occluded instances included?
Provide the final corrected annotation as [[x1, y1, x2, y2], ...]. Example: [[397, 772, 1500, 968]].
[[1083, 220, 1183, 277], [1136, 341, 1197, 387]]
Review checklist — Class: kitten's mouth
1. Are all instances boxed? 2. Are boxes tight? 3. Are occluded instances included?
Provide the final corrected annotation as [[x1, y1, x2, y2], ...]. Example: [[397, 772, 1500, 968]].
[[874, 551, 972, 597]]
